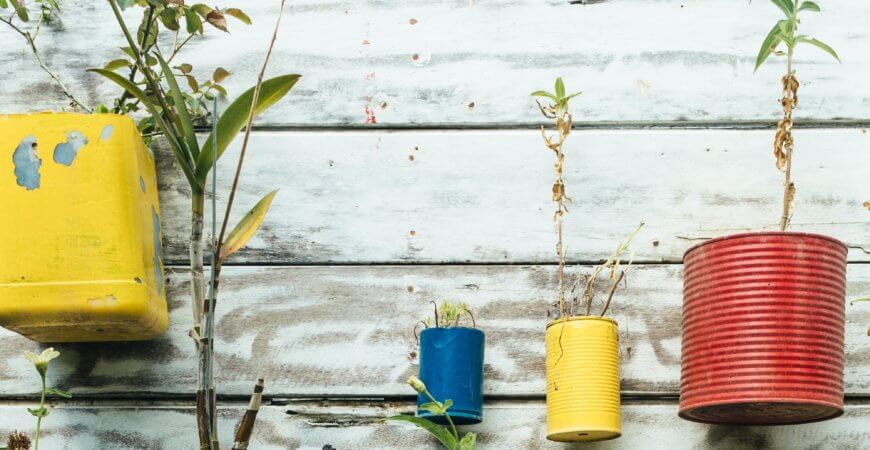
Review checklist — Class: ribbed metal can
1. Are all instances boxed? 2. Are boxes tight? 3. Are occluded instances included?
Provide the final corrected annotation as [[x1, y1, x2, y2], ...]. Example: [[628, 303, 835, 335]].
[[546, 316, 621, 442], [680, 232, 847, 425]]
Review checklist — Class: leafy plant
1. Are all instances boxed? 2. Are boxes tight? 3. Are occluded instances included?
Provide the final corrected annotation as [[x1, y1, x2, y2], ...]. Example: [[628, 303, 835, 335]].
[[386, 376, 477, 450], [18, 348, 71, 450], [753, 0, 840, 230], [417, 301, 476, 333], [85, 1, 296, 448], [532, 78, 643, 320]]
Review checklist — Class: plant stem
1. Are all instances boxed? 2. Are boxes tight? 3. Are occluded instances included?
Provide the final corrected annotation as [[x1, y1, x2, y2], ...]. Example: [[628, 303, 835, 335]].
[[34, 374, 46, 450], [115, 4, 155, 113], [190, 194, 214, 450], [599, 271, 625, 317], [779, 48, 795, 232]]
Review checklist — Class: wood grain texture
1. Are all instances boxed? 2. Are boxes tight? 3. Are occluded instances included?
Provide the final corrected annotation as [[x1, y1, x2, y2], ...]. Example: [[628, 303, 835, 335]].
[[1, 1, 868, 125], [0, 401, 867, 449], [1, 264, 867, 397], [153, 129, 870, 264]]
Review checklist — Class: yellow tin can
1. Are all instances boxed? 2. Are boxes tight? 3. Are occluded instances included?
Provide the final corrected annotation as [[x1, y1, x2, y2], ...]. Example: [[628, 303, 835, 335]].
[[545, 316, 621, 442], [0, 112, 168, 342]]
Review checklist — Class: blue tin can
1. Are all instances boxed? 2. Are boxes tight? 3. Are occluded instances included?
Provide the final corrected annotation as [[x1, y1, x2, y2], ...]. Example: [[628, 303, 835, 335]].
[[417, 327, 485, 425]]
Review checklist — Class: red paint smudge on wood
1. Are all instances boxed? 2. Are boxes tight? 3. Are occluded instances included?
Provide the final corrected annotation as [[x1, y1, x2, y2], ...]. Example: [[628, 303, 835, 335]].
[[364, 106, 378, 124]]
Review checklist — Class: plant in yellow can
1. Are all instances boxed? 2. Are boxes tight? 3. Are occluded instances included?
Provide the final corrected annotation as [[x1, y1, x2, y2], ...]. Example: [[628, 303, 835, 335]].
[[532, 78, 644, 443]]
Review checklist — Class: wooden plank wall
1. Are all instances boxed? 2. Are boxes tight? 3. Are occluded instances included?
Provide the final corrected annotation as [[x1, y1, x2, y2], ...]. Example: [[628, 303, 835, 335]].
[[1, 0, 868, 448]]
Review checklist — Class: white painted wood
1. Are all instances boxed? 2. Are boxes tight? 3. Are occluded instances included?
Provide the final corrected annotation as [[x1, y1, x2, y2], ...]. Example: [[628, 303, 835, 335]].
[[0, 401, 866, 449], [1, 1, 868, 124], [1, 264, 866, 397], [152, 129, 870, 264]]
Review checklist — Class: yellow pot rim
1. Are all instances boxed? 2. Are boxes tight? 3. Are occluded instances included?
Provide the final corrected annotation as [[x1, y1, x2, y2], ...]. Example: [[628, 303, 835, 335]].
[[546, 315, 618, 329]]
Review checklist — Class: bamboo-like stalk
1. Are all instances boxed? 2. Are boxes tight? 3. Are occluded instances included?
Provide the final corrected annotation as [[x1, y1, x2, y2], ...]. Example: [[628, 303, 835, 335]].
[[232, 378, 265, 450]]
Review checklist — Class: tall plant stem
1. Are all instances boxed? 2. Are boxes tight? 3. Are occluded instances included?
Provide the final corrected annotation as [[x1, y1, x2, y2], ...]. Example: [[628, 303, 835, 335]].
[[190, 193, 213, 450], [779, 49, 795, 232]]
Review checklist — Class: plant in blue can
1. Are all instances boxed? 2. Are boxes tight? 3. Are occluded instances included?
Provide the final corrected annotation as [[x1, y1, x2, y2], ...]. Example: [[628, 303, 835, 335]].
[[412, 301, 485, 425], [386, 376, 477, 449]]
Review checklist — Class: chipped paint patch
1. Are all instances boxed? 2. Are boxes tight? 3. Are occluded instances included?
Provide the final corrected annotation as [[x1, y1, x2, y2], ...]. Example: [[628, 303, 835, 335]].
[[12, 135, 41, 190], [100, 124, 114, 141], [53, 130, 89, 166], [151, 206, 165, 296], [139, 177, 146, 193], [87, 294, 118, 306]]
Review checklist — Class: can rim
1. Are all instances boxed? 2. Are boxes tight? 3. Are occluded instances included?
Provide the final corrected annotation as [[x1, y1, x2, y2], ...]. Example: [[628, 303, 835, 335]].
[[546, 315, 618, 330], [419, 326, 484, 336], [683, 231, 848, 259]]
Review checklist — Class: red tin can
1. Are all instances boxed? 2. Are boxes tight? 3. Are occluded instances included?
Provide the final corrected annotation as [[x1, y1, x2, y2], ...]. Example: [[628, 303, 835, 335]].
[[680, 232, 847, 425]]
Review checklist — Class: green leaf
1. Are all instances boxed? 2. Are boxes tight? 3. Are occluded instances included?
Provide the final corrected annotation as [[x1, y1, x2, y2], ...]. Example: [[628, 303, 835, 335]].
[[225, 8, 251, 25], [769, 0, 794, 16], [754, 22, 784, 72], [219, 190, 278, 261], [185, 75, 199, 93], [195, 74, 300, 183], [184, 7, 202, 34], [160, 7, 180, 31], [47, 388, 72, 398], [191, 3, 212, 19], [419, 401, 447, 416], [10, 0, 28, 21], [554, 77, 565, 99], [177, 63, 193, 74], [117, 0, 137, 10], [798, 1, 820, 12], [158, 53, 200, 158], [385, 415, 458, 449], [795, 36, 840, 61], [213, 67, 231, 83], [458, 433, 477, 450], [530, 90, 557, 101], [0, 0, 9, 9], [27, 407, 48, 418], [104, 58, 130, 71]]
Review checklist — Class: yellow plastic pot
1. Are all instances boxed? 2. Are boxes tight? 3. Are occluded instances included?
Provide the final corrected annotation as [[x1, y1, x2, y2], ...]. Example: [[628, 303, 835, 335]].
[[0, 113, 168, 342], [545, 316, 621, 442]]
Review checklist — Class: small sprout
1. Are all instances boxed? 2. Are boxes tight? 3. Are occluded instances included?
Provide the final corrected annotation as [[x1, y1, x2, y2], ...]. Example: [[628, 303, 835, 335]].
[[422, 301, 477, 329]]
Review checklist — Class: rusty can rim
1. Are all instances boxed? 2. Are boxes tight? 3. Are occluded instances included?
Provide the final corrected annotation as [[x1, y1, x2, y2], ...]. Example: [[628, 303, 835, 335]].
[[546, 315, 618, 330], [683, 231, 847, 260]]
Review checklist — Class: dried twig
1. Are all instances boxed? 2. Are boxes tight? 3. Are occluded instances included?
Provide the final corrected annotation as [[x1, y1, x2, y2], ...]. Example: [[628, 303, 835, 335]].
[[0, 14, 92, 112], [776, 65, 799, 231]]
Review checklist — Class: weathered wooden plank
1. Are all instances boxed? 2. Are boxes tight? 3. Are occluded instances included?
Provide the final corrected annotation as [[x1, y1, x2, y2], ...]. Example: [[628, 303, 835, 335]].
[[1, 264, 867, 397], [1, 1, 868, 125], [0, 401, 866, 449], [153, 129, 869, 264]]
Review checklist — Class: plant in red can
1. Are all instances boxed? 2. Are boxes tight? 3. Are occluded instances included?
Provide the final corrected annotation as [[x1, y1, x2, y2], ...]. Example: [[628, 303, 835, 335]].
[[680, 0, 847, 426]]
